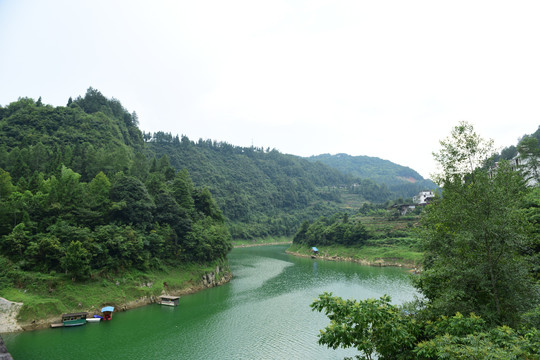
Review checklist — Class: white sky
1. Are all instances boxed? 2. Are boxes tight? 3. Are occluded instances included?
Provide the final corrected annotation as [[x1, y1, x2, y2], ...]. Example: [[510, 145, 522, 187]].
[[1, 1, 539, 178]]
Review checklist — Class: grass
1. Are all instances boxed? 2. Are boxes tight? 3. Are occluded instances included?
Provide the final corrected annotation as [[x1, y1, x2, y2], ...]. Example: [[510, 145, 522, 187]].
[[339, 193, 368, 209], [287, 242, 422, 266], [0, 261, 227, 324]]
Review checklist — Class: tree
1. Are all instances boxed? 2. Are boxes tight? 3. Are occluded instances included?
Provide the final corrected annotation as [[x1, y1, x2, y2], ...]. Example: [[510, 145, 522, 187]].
[[432, 121, 494, 183], [61, 240, 90, 281], [311, 293, 419, 360], [293, 221, 310, 244], [193, 188, 224, 222], [25, 234, 62, 272], [109, 175, 155, 228], [521, 187, 540, 280], [311, 123, 540, 359], [417, 122, 538, 326], [172, 169, 195, 211], [312, 294, 540, 359], [0, 222, 31, 260], [0, 168, 14, 202], [517, 136, 540, 185]]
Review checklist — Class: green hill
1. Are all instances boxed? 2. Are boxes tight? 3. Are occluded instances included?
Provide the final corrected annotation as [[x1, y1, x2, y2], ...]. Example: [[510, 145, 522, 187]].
[[0, 89, 231, 281], [307, 153, 438, 199], [145, 135, 393, 239], [0, 89, 395, 247]]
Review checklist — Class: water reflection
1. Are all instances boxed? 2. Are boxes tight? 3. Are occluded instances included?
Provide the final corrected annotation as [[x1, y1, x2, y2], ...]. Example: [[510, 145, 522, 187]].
[[4, 245, 417, 360]]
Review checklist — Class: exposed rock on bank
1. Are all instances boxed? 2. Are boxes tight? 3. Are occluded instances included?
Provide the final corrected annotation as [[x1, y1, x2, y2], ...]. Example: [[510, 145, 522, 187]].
[[0, 298, 23, 333], [112, 265, 233, 313], [0, 336, 14, 360]]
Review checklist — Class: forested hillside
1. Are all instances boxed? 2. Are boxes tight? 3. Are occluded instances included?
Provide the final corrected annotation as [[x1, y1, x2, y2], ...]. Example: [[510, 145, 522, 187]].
[[145, 135, 393, 239], [0, 89, 231, 283], [308, 153, 438, 199], [0, 88, 399, 259]]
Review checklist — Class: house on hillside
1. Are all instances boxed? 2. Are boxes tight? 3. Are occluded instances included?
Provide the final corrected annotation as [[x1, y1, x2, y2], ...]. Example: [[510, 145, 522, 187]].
[[512, 155, 539, 187], [413, 190, 434, 205], [490, 156, 539, 187]]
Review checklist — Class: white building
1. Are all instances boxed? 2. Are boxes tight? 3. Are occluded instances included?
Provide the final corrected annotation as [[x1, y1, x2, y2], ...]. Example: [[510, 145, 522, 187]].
[[512, 155, 539, 187], [413, 190, 434, 205]]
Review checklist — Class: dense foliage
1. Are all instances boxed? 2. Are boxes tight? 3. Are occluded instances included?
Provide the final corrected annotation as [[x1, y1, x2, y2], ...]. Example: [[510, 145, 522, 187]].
[[293, 214, 369, 247], [312, 293, 539, 360], [308, 153, 438, 199], [417, 123, 538, 327], [487, 125, 540, 168], [145, 133, 394, 239], [311, 122, 540, 359], [0, 89, 231, 282], [0, 88, 404, 282]]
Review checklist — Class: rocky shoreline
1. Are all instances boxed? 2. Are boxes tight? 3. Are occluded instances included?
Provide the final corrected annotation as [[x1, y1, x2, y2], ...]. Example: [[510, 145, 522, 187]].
[[0, 298, 23, 333], [286, 250, 418, 269], [1, 265, 232, 333], [0, 336, 13, 360]]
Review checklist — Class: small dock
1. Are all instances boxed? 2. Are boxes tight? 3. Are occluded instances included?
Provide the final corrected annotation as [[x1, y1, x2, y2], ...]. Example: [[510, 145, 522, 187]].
[[50, 323, 64, 328], [159, 296, 180, 306]]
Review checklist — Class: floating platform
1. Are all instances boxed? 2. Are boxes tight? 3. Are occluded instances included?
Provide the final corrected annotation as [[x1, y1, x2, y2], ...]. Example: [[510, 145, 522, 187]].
[[159, 296, 180, 306]]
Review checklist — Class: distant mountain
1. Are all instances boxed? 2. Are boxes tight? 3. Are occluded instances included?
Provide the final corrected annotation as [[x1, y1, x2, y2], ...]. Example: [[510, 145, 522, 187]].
[[307, 153, 438, 199]]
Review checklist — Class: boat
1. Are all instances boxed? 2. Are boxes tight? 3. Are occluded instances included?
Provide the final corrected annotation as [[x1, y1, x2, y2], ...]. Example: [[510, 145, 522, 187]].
[[101, 306, 114, 320], [159, 295, 180, 306], [86, 315, 101, 323], [62, 312, 88, 327]]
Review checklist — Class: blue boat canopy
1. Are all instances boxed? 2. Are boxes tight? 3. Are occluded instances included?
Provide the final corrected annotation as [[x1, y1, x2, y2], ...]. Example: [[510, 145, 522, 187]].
[[312, 247, 318, 252], [101, 306, 114, 312]]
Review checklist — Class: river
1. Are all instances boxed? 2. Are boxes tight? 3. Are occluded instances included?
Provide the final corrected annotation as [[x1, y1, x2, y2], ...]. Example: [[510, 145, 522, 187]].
[[3, 245, 417, 359]]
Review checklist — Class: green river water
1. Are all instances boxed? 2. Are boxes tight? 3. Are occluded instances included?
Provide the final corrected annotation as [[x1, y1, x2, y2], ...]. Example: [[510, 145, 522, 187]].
[[3, 245, 417, 359]]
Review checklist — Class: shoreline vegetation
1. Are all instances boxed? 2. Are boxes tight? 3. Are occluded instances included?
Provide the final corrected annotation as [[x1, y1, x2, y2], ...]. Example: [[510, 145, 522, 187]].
[[0, 262, 231, 333], [2, 238, 420, 333], [232, 236, 292, 248], [286, 243, 421, 269], [232, 237, 421, 268]]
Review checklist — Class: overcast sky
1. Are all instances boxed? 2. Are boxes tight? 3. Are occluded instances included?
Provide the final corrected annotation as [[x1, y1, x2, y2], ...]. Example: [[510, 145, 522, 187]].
[[1, 1, 539, 178]]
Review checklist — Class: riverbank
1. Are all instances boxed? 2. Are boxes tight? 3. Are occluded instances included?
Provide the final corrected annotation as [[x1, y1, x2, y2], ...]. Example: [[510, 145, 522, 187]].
[[286, 244, 422, 268], [234, 241, 292, 248], [0, 262, 232, 333], [232, 236, 292, 248]]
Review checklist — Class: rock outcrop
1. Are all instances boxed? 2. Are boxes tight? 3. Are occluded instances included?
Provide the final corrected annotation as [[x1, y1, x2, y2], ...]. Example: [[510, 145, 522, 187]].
[[0, 336, 14, 360], [0, 297, 23, 333], [202, 265, 226, 288]]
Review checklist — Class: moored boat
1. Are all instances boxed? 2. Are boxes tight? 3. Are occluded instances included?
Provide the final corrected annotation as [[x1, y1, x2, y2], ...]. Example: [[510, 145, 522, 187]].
[[62, 312, 88, 327], [86, 316, 101, 323], [101, 306, 114, 320]]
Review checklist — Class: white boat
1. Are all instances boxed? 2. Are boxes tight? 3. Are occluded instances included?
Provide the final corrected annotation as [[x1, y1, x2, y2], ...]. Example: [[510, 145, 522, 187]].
[[86, 317, 101, 323]]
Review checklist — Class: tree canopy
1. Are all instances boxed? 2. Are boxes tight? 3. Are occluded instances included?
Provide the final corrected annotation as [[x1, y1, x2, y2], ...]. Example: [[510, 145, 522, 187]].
[[0, 90, 231, 282], [311, 122, 540, 358]]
